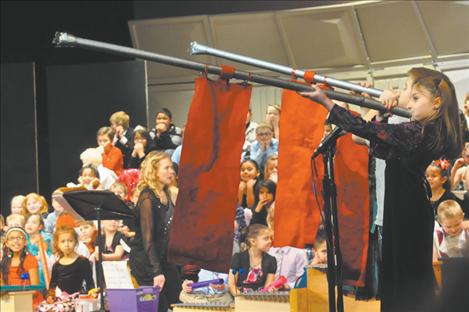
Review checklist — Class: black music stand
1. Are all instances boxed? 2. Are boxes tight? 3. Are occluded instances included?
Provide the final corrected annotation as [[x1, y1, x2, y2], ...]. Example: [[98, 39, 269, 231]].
[[60, 190, 134, 312]]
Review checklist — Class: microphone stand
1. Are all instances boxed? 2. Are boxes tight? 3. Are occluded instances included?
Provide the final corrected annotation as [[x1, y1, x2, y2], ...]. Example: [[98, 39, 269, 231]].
[[313, 127, 345, 312]]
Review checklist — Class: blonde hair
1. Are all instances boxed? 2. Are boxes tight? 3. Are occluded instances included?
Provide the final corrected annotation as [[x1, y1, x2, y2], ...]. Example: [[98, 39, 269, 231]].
[[6, 214, 26, 227], [138, 151, 171, 198], [10, 195, 27, 215], [25, 193, 48, 215], [266, 203, 275, 231], [256, 123, 273, 134], [264, 154, 278, 179], [110, 181, 128, 197], [437, 200, 464, 222], [267, 104, 281, 114], [109, 111, 130, 128]]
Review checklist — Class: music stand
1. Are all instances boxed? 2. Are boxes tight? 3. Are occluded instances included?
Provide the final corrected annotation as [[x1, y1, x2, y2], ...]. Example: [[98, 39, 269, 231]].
[[56, 190, 134, 312]]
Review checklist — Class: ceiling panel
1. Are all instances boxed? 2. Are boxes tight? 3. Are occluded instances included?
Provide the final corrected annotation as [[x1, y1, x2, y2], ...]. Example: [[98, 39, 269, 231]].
[[417, 1, 469, 56], [208, 12, 290, 71], [278, 7, 366, 68], [356, 1, 430, 62], [129, 1, 469, 84]]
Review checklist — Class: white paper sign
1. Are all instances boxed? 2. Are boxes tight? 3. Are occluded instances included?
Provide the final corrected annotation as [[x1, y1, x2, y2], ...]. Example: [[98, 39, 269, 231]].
[[102, 260, 134, 289]]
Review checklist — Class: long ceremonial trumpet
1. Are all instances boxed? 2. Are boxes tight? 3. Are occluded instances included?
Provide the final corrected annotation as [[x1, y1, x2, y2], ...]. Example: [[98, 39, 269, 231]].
[[190, 42, 384, 98], [52, 32, 410, 118]]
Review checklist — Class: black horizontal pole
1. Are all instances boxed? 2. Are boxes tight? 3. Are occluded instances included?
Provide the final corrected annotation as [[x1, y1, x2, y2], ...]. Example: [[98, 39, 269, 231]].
[[52, 32, 411, 119]]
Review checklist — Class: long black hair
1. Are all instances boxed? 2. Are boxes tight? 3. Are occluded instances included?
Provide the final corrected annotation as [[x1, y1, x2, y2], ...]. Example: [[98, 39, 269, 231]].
[[1, 228, 28, 284], [254, 179, 277, 207]]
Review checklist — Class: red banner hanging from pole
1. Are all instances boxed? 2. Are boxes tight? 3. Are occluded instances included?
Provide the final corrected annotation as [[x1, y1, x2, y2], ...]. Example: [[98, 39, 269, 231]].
[[274, 89, 328, 248], [168, 77, 252, 273], [275, 89, 370, 286]]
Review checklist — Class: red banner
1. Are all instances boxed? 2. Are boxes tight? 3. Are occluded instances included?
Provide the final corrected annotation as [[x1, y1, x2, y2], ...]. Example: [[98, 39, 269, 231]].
[[274, 89, 328, 247], [168, 77, 252, 273], [275, 89, 370, 286]]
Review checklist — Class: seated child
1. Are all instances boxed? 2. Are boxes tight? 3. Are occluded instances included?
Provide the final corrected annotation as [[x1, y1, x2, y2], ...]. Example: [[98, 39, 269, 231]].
[[47, 226, 94, 301], [77, 220, 97, 257], [25, 214, 53, 289], [1, 227, 42, 305], [251, 180, 276, 226], [310, 229, 328, 267], [93, 220, 125, 261], [24, 193, 49, 218], [433, 200, 469, 260], [6, 213, 26, 229], [10, 195, 26, 215], [229, 224, 277, 295]]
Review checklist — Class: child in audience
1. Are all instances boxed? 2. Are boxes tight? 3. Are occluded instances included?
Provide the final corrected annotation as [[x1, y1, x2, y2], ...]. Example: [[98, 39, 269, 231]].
[[77, 221, 97, 255], [97, 126, 124, 176], [93, 220, 125, 261], [268, 228, 307, 289], [265, 104, 281, 139], [10, 195, 26, 215], [237, 159, 260, 208], [129, 128, 156, 169], [1, 227, 42, 304], [310, 230, 328, 266], [264, 155, 278, 183], [110, 111, 134, 169], [426, 160, 464, 216], [110, 182, 136, 239], [451, 143, 469, 190], [44, 188, 65, 233], [251, 180, 276, 226], [46, 226, 94, 302], [79, 148, 117, 189], [250, 123, 278, 171], [228, 224, 277, 295], [0, 215, 5, 235], [77, 165, 103, 190], [6, 213, 26, 229], [242, 108, 258, 160], [149, 108, 182, 156], [25, 193, 49, 218], [25, 214, 53, 289], [433, 200, 469, 260]]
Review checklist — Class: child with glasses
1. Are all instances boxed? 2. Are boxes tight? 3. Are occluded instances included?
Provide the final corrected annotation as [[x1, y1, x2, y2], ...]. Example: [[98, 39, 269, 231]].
[[250, 123, 278, 172]]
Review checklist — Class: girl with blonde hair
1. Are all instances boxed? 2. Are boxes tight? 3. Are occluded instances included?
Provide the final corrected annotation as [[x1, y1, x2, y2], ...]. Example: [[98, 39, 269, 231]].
[[130, 151, 180, 312]]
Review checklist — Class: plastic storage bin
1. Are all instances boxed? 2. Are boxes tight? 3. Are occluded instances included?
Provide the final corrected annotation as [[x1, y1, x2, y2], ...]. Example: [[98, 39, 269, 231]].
[[107, 286, 159, 312]]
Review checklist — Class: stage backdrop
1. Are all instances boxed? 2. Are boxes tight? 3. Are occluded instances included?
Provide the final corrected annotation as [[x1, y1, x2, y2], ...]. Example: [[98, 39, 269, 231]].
[[1, 62, 38, 216], [46, 60, 147, 191]]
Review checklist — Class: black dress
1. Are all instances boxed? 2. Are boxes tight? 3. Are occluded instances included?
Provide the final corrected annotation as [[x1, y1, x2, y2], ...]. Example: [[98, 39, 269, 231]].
[[48, 256, 94, 296], [328, 105, 436, 312], [129, 187, 181, 312]]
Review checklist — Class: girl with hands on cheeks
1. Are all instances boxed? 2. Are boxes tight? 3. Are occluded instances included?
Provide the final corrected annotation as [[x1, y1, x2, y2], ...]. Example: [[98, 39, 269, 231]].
[[238, 159, 261, 209]]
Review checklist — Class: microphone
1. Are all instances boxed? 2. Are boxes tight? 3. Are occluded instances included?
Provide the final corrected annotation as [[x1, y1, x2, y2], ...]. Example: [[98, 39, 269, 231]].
[[312, 127, 347, 158]]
